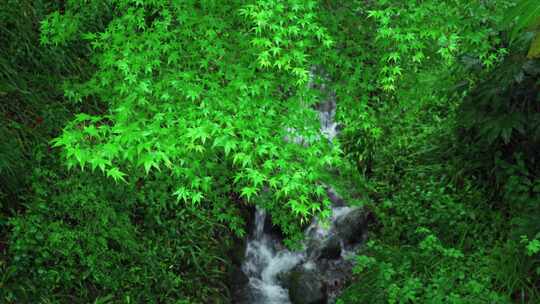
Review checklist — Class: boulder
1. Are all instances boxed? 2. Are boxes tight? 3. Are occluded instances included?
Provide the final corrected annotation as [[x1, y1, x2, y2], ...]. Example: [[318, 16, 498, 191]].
[[305, 236, 322, 260], [334, 207, 366, 246], [318, 258, 355, 302], [263, 212, 286, 240], [276, 270, 291, 289], [231, 285, 257, 304], [318, 236, 341, 260], [228, 266, 249, 288], [288, 265, 327, 304]]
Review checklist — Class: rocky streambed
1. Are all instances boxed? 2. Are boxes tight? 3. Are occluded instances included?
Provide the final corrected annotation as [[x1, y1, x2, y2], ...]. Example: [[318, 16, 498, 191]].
[[230, 191, 367, 304]]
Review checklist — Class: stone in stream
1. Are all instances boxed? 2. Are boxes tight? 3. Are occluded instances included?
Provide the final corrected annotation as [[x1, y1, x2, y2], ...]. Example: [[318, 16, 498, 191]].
[[306, 235, 341, 261], [263, 212, 286, 240], [318, 258, 355, 302], [228, 265, 251, 302], [229, 236, 247, 267], [334, 207, 367, 246], [318, 235, 341, 260], [287, 264, 327, 304]]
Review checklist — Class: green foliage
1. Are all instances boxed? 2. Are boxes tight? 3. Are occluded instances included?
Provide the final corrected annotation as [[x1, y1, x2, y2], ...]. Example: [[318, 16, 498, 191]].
[[347, 0, 509, 92], [1, 2, 238, 302], [330, 0, 540, 300], [2, 0, 540, 302], [341, 240, 510, 304], [456, 42, 540, 246], [505, 0, 540, 42], [2, 166, 233, 303], [239, 0, 334, 84], [44, 0, 341, 242], [337, 80, 521, 301], [457, 50, 540, 149], [337, 101, 536, 302], [503, 0, 540, 58], [0, 0, 98, 202]]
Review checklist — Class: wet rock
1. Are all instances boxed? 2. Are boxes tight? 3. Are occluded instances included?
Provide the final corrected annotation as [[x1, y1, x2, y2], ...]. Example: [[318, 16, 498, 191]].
[[335, 123, 344, 133], [229, 236, 247, 267], [263, 212, 285, 240], [288, 265, 327, 304], [334, 207, 366, 246], [276, 270, 291, 289], [229, 266, 249, 287], [318, 236, 341, 260], [231, 285, 258, 304], [305, 238, 321, 260], [306, 235, 341, 261], [228, 266, 250, 302], [243, 204, 256, 236], [318, 258, 354, 298]]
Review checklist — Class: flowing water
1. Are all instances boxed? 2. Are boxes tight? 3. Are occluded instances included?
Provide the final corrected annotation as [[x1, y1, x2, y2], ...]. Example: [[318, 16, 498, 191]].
[[241, 204, 354, 304], [238, 68, 355, 303], [241, 209, 304, 303]]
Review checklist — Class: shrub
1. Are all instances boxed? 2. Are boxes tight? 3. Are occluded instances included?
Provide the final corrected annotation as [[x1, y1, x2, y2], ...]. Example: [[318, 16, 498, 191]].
[[2, 166, 233, 303]]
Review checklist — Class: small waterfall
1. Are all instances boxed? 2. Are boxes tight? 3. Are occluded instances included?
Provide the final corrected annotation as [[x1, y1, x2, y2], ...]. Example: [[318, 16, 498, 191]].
[[240, 203, 358, 304], [241, 208, 304, 304], [318, 91, 339, 142], [237, 67, 361, 303], [254, 208, 266, 239]]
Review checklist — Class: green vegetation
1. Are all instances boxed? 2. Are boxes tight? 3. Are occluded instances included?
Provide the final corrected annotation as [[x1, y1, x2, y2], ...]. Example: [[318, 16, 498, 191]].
[[1, 0, 539, 303]]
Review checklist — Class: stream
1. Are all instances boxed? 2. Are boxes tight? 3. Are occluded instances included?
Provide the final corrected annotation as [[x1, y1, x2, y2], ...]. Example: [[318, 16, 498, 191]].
[[233, 68, 366, 304]]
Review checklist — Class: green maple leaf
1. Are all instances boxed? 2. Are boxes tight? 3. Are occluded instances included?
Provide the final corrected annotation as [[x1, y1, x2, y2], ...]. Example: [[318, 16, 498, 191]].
[[89, 157, 109, 172], [191, 192, 204, 204], [174, 187, 190, 203], [240, 186, 258, 201], [106, 167, 127, 183], [247, 169, 265, 187]]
